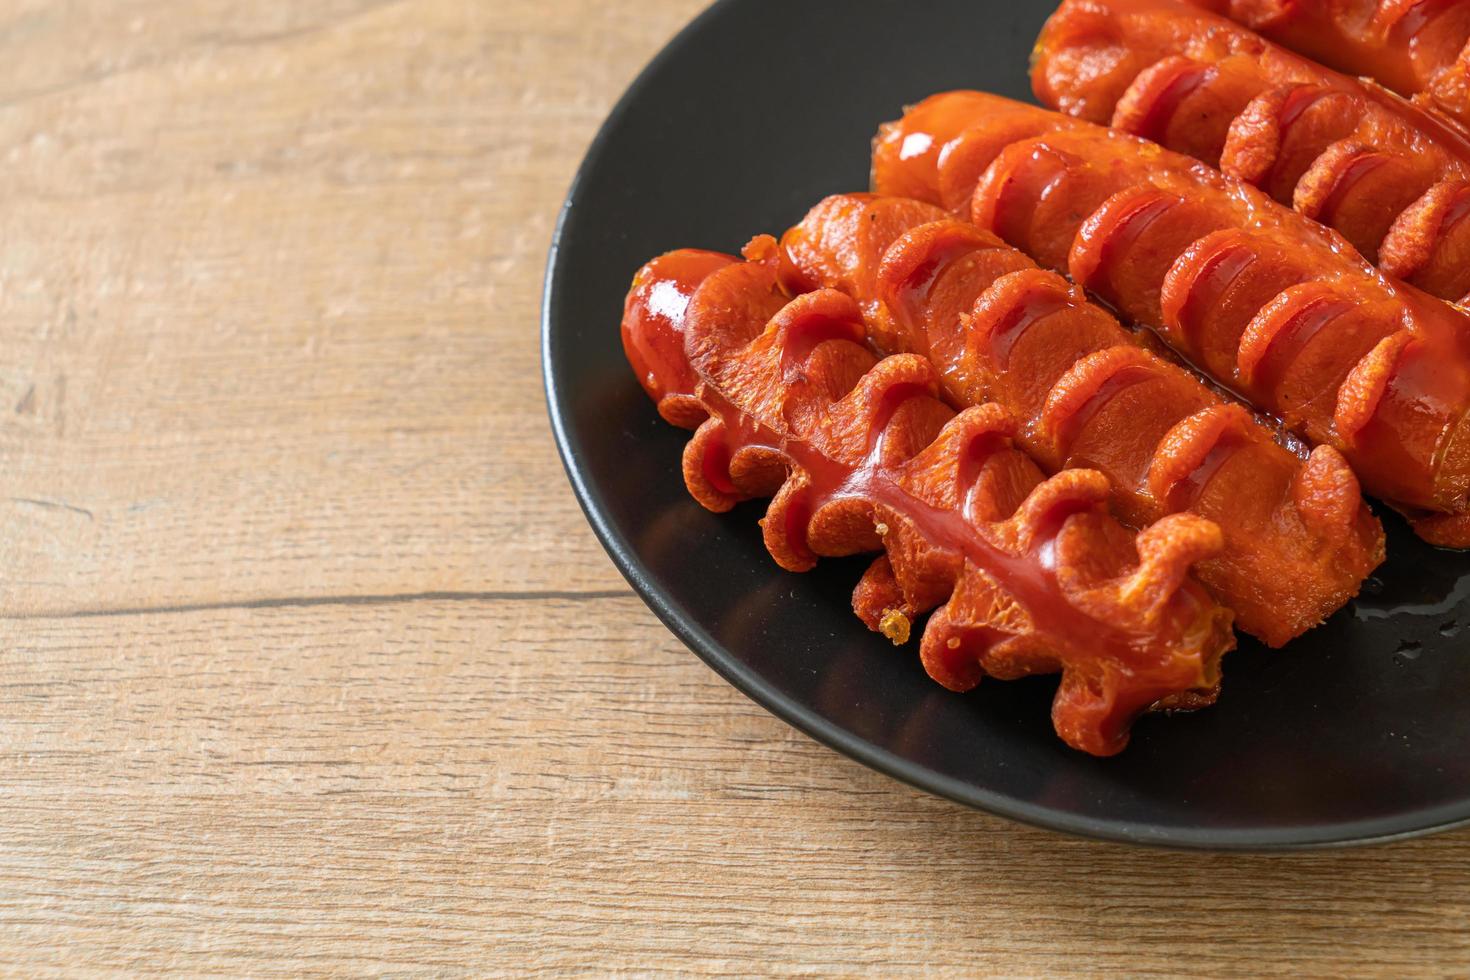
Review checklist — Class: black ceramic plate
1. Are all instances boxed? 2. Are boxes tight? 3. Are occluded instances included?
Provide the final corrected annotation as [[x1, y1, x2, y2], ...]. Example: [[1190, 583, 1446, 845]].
[[543, 0, 1470, 849]]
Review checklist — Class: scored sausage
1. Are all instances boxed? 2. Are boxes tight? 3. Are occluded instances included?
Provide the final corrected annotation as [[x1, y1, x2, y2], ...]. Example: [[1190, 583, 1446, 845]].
[[623, 241, 1235, 755], [873, 91, 1470, 542], [779, 193, 1383, 646]]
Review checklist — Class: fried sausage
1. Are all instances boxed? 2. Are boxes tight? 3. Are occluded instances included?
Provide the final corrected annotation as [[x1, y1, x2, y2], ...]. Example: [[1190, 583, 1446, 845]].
[[780, 193, 1382, 646], [1194, 0, 1470, 130], [622, 240, 1234, 755], [1033, 0, 1470, 294], [872, 91, 1470, 541]]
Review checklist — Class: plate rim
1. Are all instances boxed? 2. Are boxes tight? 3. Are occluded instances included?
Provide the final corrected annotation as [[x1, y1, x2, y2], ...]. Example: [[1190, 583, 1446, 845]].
[[539, 0, 1470, 851]]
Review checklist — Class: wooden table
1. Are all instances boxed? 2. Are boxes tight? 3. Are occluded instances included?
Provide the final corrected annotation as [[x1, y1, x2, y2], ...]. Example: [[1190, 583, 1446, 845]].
[[2, 0, 1468, 973]]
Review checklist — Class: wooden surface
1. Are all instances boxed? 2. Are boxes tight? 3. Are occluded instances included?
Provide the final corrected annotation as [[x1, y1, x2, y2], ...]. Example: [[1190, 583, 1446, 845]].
[[2, 0, 1469, 974]]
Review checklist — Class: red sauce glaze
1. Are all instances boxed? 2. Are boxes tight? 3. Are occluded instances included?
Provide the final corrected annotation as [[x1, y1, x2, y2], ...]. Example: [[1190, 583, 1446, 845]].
[[621, 249, 738, 427]]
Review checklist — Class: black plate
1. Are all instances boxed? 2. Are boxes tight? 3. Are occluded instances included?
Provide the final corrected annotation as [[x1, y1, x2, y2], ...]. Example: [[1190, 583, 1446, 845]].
[[542, 0, 1470, 849]]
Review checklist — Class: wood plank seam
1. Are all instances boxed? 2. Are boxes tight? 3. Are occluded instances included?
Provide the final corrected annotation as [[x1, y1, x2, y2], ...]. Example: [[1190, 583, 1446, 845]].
[[2, 589, 637, 621]]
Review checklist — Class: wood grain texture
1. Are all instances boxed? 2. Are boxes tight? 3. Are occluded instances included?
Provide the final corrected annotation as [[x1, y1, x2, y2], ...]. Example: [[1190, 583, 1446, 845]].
[[1, 0, 1468, 974]]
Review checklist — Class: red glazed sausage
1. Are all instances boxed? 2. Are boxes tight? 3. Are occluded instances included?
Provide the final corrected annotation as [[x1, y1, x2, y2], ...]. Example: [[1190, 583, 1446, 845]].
[[780, 193, 1383, 647], [1194, 0, 1470, 130], [622, 241, 1234, 755], [872, 91, 1470, 542], [1032, 0, 1470, 295]]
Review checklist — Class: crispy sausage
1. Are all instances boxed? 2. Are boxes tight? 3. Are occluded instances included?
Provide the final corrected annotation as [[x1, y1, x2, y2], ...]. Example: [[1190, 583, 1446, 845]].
[[780, 193, 1383, 646], [1033, 0, 1470, 294], [623, 241, 1234, 755], [1194, 0, 1470, 130], [872, 91, 1470, 540]]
